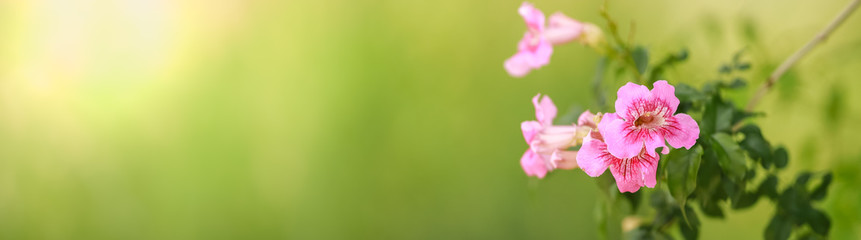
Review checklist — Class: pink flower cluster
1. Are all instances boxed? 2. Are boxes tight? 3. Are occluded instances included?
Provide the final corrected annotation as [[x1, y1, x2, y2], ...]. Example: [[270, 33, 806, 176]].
[[504, 2, 590, 77], [520, 94, 596, 178], [520, 81, 700, 193]]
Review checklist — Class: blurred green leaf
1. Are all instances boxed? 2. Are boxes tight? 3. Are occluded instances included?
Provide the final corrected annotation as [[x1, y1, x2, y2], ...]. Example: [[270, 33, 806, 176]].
[[722, 177, 740, 203], [699, 198, 725, 218], [810, 172, 832, 201], [679, 205, 700, 240], [731, 191, 760, 209], [795, 172, 812, 187], [765, 213, 792, 240], [728, 78, 747, 88], [807, 209, 831, 236], [758, 175, 779, 200], [711, 133, 747, 181], [633, 46, 649, 75], [736, 62, 751, 71], [778, 186, 809, 224], [666, 145, 703, 220], [738, 124, 772, 165], [774, 147, 789, 169], [719, 64, 732, 74]]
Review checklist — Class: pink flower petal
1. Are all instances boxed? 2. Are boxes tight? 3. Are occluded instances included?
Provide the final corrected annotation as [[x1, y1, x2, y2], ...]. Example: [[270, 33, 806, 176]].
[[532, 94, 557, 126], [576, 136, 611, 177], [599, 113, 646, 159], [518, 2, 545, 32], [609, 151, 658, 193], [643, 130, 667, 157], [506, 33, 553, 77], [650, 80, 680, 115], [504, 52, 532, 77], [614, 82, 651, 121], [663, 113, 700, 149], [545, 13, 584, 45], [516, 33, 553, 67], [521, 150, 548, 178], [577, 110, 597, 128], [521, 121, 542, 144], [551, 150, 579, 170]]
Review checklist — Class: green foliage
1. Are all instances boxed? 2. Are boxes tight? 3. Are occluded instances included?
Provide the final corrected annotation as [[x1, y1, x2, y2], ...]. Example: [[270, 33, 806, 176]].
[[615, 53, 833, 239], [583, 12, 833, 239]]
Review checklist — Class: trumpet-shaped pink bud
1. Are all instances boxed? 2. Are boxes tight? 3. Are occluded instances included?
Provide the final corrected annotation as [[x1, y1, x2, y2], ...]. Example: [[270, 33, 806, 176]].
[[599, 81, 700, 158], [504, 2, 585, 77], [545, 13, 584, 45], [520, 94, 583, 178], [576, 133, 658, 193]]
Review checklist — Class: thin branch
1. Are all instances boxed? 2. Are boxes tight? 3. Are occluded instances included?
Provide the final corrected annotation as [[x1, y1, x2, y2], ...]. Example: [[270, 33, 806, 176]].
[[744, 0, 860, 112], [734, 0, 860, 131], [599, 2, 643, 83]]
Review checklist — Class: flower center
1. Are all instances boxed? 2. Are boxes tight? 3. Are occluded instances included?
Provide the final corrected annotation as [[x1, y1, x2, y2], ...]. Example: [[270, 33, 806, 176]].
[[634, 112, 663, 128]]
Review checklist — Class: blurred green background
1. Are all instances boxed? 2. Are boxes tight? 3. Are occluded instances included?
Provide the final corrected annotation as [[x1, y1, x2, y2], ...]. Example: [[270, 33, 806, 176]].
[[0, 0, 860, 239]]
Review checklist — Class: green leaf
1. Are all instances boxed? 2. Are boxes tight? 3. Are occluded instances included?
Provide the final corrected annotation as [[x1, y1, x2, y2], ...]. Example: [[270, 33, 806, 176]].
[[738, 124, 772, 165], [736, 62, 751, 71], [773, 147, 789, 169], [721, 177, 740, 203], [810, 172, 833, 201], [666, 146, 703, 221], [632, 46, 649, 75], [758, 175, 779, 200], [778, 186, 809, 224], [795, 172, 812, 187], [765, 214, 792, 240], [679, 205, 700, 240], [731, 191, 760, 209], [711, 133, 747, 181], [807, 209, 831, 236], [702, 96, 734, 134]]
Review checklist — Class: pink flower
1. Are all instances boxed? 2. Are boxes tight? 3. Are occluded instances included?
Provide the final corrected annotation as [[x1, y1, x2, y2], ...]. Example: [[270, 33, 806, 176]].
[[599, 80, 700, 159], [577, 110, 599, 129], [576, 132, 658, 193], [520, 94, 582, 178], [504, 2, 585, 77]]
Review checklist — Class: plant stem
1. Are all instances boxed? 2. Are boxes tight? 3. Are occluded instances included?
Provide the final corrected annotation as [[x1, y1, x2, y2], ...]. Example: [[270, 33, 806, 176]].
[[734, 0, 860, 131], [744, 0, 860, 112], [600, 1, 644, 83]]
